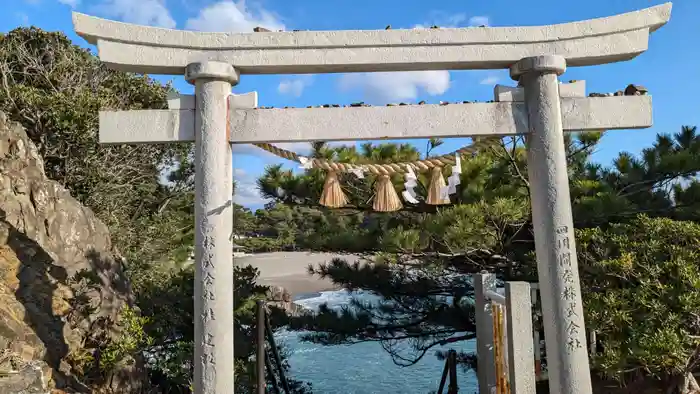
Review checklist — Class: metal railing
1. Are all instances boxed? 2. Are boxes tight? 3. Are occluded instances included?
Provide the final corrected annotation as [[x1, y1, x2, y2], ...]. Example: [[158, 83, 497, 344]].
[[436, 349, 459, 394], [256, 300, 291, 394]]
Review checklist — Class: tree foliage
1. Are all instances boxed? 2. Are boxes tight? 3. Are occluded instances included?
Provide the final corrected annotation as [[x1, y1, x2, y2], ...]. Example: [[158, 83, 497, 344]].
[[265, 129, 700, 386], [0, 27, 197, 281], [579, 216, 700, 388], [6, 24, 700, 392], [139, 265, 312, 393], [0, 27, 309, 392]]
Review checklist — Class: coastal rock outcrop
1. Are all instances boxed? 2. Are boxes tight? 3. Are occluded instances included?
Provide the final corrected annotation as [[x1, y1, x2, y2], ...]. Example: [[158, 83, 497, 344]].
[[267, 286, 304, 315], [0, 113, 143, 392]]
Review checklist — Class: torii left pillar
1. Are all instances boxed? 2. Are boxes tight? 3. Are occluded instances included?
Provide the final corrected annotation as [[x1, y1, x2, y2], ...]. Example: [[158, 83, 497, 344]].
[[185, 61, 238, 393]]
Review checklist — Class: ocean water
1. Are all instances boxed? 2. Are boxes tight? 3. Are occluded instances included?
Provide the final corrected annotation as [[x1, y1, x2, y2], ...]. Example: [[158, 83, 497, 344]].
[[277, 290, 479, 394]]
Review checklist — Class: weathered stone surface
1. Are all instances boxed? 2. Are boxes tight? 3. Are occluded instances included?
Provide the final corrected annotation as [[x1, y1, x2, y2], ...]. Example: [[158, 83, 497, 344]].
[[0, 353, 50, 394], [100, 95, 654, 145], [266, 286, 304, 316], [0, 113, 144, 392], [72, 4, 671, 75]]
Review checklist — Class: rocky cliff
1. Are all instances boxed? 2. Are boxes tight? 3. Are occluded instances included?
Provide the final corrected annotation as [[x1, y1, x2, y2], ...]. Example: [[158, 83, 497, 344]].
[[267, 286, 305, 316], [0, 113, 142, 393]]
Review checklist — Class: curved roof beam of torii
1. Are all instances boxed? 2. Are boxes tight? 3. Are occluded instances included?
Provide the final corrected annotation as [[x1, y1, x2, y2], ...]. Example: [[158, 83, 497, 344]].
[[72, 3, 671, 75]]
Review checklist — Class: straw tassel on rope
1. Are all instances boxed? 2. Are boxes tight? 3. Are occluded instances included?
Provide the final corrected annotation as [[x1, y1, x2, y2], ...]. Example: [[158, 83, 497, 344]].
[[319, 171, 348, 208], [426, 166, 450, 205], [373, 174, 403, 212], [252, 142, 482, 211]]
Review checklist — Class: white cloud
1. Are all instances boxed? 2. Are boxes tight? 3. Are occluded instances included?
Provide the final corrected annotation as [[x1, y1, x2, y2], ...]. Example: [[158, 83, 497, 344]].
[[233, 167, 267, 207], [277, 75, 313, 97], [336, 21, 459, 104], [16, 12, 30, 25], [445, 13, 467, 27], [469, 16, 490, 26], [415, 11, 467, 29], [92, 0, 176, 28], [185, 0, 285, 32], [338, 70, 451, 103], [234, 188, 266, 207], [58, 0, 80, 8], [479, 75, 500, 85]]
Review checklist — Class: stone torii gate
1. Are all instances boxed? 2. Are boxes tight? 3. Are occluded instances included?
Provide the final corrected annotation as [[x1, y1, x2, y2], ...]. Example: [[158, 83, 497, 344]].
[[73, 3, 671, 394]]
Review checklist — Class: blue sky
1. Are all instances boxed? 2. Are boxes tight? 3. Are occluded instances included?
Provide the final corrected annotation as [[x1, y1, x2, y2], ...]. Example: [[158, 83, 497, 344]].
[[3, 0, 699, 208]]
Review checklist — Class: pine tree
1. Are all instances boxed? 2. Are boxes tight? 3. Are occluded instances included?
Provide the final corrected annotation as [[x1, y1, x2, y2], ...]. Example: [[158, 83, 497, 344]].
[[258, 130, 700, 386]]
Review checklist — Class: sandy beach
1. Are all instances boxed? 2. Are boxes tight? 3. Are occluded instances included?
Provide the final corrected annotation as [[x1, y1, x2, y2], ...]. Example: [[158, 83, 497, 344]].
[[235, 252, 361, 296]]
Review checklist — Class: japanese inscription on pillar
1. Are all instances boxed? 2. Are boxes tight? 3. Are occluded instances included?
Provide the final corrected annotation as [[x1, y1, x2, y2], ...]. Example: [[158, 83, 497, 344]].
[[201, 233, 217, 369], [202, 333, 216, 365], [556, 225, 582, 353]]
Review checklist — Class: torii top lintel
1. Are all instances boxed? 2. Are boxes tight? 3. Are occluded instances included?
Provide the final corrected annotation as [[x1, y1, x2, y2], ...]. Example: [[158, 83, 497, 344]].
[[72, 3, 671, 76]]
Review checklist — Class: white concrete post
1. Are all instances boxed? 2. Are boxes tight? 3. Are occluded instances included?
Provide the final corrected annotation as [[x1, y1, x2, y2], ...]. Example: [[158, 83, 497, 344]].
[[505, 282, 536, 394], [185, 61, 239, 394], [511, 55, 593, 394], [474, 273, 497, 394]]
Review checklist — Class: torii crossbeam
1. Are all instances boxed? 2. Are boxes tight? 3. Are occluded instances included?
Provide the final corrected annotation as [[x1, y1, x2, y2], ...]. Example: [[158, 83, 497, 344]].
[[73, 4, 671, 394]]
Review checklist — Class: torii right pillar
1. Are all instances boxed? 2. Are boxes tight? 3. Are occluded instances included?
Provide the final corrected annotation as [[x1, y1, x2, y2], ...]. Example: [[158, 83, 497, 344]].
[[512, 55, 593, 394]]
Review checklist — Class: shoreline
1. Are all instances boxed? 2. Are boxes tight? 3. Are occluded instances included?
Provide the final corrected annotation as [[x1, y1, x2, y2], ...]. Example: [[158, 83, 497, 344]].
[[235, 251, 360, 297]]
